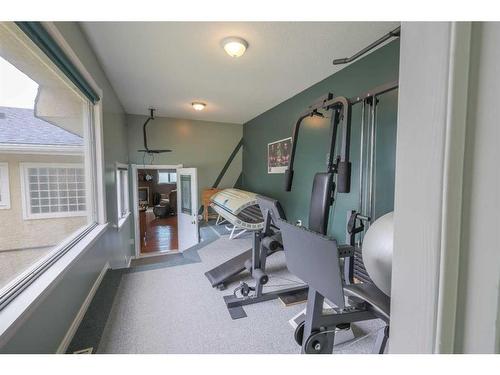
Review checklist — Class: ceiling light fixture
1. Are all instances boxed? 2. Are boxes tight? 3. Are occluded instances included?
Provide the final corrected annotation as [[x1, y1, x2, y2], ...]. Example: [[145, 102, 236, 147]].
[[192, 102, 206, 111], [221, 37, 248, 58]]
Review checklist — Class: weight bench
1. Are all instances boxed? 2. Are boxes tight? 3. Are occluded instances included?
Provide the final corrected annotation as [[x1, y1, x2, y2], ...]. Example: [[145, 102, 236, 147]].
[[278, 218, 390, 354], [205, 195, 308, 319]]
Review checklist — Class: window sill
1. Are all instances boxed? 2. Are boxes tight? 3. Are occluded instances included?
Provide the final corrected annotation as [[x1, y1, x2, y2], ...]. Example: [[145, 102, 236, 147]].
[[115, 212, 131, 231], [0, 222, 109, 347]]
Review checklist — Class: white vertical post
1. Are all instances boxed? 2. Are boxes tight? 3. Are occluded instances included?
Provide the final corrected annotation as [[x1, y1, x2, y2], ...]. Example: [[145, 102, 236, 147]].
[[390, 22, 469, 353]]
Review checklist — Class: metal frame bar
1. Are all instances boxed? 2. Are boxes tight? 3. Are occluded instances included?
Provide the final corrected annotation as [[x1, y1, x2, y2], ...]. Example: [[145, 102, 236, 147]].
[[225, 225, 247, 240], [284, 80, 398, 354], [212, 138, 243, 188], [332, 26, 401, 65], [368, 96, 377, 221], [222, 209, 308, 318], [142, 108, 155, 151], [350, 80, 399, 105], [138, 108, 172, 154], [286, 96, 352, 193]]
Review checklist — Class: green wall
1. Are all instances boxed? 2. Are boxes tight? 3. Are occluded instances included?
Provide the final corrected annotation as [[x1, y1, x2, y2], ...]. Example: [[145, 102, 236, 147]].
[[126, 115, 243, 203], [242, 41, 400, 241]]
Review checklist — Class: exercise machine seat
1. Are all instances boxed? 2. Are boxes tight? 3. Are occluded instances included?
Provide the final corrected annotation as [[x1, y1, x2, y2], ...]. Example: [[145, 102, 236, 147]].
[[309, 173, 334, 234], [278, 218, 345, 309]]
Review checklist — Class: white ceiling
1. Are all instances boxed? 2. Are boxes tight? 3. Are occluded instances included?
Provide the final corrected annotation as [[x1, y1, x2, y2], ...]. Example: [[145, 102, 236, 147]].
[[81, 22, 399, 124]]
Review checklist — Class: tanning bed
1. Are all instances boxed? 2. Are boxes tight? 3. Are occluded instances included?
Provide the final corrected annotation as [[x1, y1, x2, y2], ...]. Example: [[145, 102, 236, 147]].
[[210, 188, 264, 238]]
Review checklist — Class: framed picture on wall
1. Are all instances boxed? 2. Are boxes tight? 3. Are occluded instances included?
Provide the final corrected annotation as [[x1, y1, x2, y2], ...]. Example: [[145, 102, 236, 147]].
[[268, 137, 292, 174]]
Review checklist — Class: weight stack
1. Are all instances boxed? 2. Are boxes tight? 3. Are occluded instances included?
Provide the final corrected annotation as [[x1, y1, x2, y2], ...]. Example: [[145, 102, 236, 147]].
[[353, 247, 374, 284]]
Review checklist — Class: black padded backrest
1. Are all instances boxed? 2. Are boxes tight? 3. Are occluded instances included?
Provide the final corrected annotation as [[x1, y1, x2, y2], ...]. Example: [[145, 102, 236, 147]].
[[256, 195, 286, 227], [308, 172, 334, 235], [278, 218, 345, 308]]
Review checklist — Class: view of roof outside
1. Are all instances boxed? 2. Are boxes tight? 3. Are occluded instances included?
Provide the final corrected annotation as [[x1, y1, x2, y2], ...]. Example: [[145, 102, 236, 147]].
[[0, 106, 83, 146], [0, 52, 86, 290], [0, 56, 83, 146]]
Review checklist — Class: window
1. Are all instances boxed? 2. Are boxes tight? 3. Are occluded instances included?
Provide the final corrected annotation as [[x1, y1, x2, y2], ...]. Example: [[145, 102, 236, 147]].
[[180, 174, 192, 214], [20, 163, 86, 219], [116, 164, 130, 225], [0, 163, 10, 209], [158, 170, 177, 184], [0, 22, 100, 300]]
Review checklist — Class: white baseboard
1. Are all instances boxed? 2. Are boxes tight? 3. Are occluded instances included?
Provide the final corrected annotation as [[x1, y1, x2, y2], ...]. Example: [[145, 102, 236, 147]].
[[111, 255, 131, 270], [56, 261, 109, 354], [133, 250, 179, 260]]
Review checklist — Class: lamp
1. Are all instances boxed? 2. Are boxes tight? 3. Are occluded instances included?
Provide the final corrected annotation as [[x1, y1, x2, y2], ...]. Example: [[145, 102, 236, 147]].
[[221, 37, 248, 58], [192, 102, 206, 111]]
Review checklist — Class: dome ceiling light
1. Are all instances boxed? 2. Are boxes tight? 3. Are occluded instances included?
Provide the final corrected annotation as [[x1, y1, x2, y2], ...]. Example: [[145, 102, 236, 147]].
[[221, 37, 248, 58], [192, 102, 206, 111]]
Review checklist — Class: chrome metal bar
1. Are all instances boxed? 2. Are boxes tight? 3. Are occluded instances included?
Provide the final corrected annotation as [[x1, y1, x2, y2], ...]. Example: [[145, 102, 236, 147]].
[[358, 100, 366, 213], [332, 26, 401, 65], [350, 80, 398, 105], [368, 98, 377, 221]]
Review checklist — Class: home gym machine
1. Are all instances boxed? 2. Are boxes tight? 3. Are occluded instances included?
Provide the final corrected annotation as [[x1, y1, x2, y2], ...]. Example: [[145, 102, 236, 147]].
[[205, 195, 308, 319], [280, 82, 397, 354]]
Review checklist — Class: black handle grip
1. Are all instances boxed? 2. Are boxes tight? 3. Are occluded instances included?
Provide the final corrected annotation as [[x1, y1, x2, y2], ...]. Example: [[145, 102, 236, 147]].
[[337, 161, 351, 193], [284, 169, 294, 191]]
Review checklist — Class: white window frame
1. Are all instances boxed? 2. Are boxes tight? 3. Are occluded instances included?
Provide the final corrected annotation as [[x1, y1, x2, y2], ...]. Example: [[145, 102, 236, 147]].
[[19, 162, 87, 220], [0, 163, 11, 210], [0, 22, 109, 342], [158, 170, 177, 184], [116, 162, 130, 229]]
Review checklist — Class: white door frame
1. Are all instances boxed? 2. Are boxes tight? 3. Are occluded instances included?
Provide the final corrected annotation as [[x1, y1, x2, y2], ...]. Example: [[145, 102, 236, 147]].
[[131, 163, 183, 258], [390, 22, 472, 353], [176, 167, 199, 251]]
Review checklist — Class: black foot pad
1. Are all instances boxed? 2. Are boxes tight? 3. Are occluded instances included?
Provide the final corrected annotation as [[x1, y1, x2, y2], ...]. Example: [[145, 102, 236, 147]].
[[223, 295, 247, 319]]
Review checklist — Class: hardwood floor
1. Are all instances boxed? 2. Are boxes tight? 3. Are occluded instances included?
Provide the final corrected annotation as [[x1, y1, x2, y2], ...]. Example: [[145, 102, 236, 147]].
[[140, 210, 178, 254]]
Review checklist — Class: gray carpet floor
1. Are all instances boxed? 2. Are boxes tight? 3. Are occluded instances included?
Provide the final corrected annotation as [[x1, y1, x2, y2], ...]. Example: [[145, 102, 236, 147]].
[[70, 224, 385, 354]]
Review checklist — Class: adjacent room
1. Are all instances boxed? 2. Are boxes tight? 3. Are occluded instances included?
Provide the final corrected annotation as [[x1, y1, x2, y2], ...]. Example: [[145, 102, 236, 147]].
[[0, 17, 498, 360], [136, 167, 178, 254]]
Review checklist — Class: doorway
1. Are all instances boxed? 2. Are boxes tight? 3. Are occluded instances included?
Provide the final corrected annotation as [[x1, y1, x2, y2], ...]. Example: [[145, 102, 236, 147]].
[[132, 164, 182, 257]]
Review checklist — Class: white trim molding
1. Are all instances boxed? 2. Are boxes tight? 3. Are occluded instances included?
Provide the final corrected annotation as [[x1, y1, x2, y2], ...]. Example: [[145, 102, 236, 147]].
[[0, 143, 83, 156], [0, 162, 11, 209], [0, 22, 112, 350], [42, 22, 103, 100], [0, 223, 109, 347], [19, 162, 87, 220], [41, 23, 107, 226], [115, 211, 131, 230], [115, 162, 130, 228], [390, 22, 473, 353], [434, 22, 472, 354], [56, 261, 109, 354]]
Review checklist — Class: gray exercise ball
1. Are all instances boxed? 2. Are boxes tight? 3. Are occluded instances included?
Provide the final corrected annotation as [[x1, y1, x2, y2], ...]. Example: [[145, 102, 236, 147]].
[[362, 212, 394, 296]]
